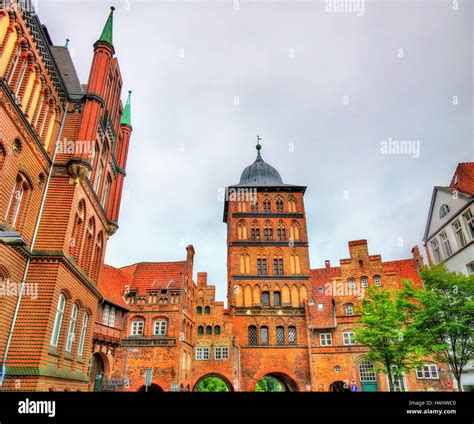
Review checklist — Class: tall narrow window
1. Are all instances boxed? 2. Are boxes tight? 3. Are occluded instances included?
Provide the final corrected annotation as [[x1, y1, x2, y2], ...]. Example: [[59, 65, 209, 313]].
[[264, 222, 273, 240], [205, 306, 211, 314], [50, 294, 66, 347], [277, 224, 286, 241], [288, 326, 297, 345], [344, 304, 354, 316], [65, 304, 78, 352], [6, 173, 30, 228], [214, 325, 221, 335], [198, 326, 204, 335], [261, 291, 270, 306], [77, 311, 89, 356], [463, 209, 474, 239], [109, 307, 116, 327], [101, 174, 111, 209], [273, 291, 281, 306], [196, 306, 202, 315], [374, 275, 381, 286], [260, 326, 269, 345], [102, 305, 109, 325], [276, 326, 285, 344], [452, 221, 467, 248], [439, 231, 452, 257], [263, 199, 271, 213], [250, 199, 258, 212], [361, 276, 368, 288], [206, 325, 212, 335], [276, 198, 283, 212], [273, 258, 284, 275], [251, 224, 260, 240], [248, 326, 257, 345], [257, 258, 267, 275], [0, 144, 6, 171]]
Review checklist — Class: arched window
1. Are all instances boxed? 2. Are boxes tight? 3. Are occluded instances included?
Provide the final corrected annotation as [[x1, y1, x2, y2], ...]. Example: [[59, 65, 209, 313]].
[[263, 198, 271, 213], [277, 223, 286, 241], [77, 311, 89, 356], [439, 204, 450, 218], [374, 275, 382, 286], [6, 172, 31, 228], [273, 256, 284, 275], [154, 319, 167, 336], [240, 253, 250, 274], [94, 145, 106, 193], [264, 221, 273, 241], [288, 197, 297, 212], [198, 325, 204, 335], [50, 293, 66, 347], [257, 257, 267, 275], [276, 326, 285, 344], [196, 306, 202, 315], [290, 254, 301, 274], [237, 221, 247, 240], [204, 306, 211, 315], [82, 217, 95, 275], [65, 303, 78, 352], [101, 173, 112, 209], [250, 198, 258, 212], [289, 221, 300, 241], [276, 198, 283, 212], [344, 304, 354, 316], [130, 319, 144, 336], [261, 291, 270, 306], [260, 326, 269, 345], [70, 200, 85, 262], [288, 326, 297, 345], [251, 222, 260, 240], [206, 325, 212, 335], [248, 326, 257, 345], [348, 278, 356, 290], [214, 325, 221, 335]]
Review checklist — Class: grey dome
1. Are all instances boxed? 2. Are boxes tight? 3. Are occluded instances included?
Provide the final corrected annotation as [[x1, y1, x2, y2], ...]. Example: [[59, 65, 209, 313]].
[[238, 151, 285, 186]]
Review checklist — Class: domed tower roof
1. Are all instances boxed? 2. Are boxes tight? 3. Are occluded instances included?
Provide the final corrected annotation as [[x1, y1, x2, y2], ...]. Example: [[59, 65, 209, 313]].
[[237, 138, 286, 186], [239, 147, 285, 186]]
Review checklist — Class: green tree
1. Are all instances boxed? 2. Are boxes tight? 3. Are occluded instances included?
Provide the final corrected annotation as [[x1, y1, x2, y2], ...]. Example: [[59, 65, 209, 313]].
[[415, 265, 474, 392], [195, 376, 229, 392], [354, 283, 425, 392], [254, 376, 285, 392]]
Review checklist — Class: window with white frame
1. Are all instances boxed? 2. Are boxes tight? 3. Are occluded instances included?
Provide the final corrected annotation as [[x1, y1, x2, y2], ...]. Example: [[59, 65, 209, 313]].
[[50, 294, 66, 347], [374, 275, 381, 286], [320, 333, 332, 346], [348, 278, 356, 290], [154, 319, 167, 336], [344, 304, 354, 316], [131, 320, 144, 336], [439, 231, 452, 257], [463, 209, 474, 239], [361, 276, 368, 288], [452, 220, 467, 248], [430, 238, 442, 263], [215, 346, 229, 360], [109, 307, 116, 327], [416, 364, 439, 379], [65, 304, 78, 352], [77, 312, 89, 356], [196, 346, 210, 360], [102, 305, 109, 325], [342, 331, 356, 346]]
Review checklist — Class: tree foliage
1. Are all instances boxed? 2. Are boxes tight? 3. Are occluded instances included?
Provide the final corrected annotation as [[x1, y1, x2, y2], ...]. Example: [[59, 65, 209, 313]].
[[195, 376, 230, 392]]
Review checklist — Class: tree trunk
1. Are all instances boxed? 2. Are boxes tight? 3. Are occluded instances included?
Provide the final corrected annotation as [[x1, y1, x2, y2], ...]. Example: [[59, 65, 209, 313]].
[[455, 374, 463, 392], [387, 369, 395, 392]]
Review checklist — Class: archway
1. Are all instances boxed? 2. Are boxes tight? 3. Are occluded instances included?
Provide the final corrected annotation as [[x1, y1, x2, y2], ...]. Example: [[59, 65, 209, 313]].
[[89, 352, 107, 392], [137, 383, 164, 392], [329, 381, 350, 392], [254, 373, 299, 392], [193, 373, 234, 392]]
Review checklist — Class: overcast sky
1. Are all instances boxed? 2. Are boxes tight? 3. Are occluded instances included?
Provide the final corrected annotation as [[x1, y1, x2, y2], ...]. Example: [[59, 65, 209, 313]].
[[38, 0, 473, 303]]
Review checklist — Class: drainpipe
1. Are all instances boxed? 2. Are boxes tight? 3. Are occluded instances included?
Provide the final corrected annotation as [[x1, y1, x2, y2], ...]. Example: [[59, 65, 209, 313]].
[[0, 101, 69, 389]]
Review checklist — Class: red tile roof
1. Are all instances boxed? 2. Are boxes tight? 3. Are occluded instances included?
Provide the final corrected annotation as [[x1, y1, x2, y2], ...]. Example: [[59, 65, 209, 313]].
[[98, 265, 130, 309], [449, 162, 474, 197]]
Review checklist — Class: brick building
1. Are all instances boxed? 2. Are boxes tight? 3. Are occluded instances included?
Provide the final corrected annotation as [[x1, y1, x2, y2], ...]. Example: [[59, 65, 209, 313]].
[[99, 144, 449, 392], [0, 2, 132, 391]]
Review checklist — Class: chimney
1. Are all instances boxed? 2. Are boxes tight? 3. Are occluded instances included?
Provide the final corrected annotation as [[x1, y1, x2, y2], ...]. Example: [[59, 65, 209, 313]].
[[325, 260, 331, 269]]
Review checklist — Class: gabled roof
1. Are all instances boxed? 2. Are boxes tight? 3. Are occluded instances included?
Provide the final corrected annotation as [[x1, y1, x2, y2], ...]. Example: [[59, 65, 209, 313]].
[[50, 46, 84, 99], [308, 269, 339, 329], [98, 265, 130, 309], [382, 259, 423, 289]]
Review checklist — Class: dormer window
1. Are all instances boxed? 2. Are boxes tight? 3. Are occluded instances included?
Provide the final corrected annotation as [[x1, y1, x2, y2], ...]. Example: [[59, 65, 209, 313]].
[[439, 204, 450, 218]]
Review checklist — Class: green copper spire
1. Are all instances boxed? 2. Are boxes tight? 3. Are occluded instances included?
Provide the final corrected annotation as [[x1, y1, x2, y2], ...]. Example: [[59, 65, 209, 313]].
[[99, 6, 115, 46], [121, 90, 132, 126]]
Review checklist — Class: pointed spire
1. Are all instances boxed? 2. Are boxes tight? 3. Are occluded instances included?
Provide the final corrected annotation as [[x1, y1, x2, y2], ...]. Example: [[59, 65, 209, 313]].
[[98, 6, 115, 46], [121, 90, 132, 127]]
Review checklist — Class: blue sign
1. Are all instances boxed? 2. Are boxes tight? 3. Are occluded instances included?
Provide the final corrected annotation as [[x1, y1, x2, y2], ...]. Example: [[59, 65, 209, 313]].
[[351, 385, 358, 392]]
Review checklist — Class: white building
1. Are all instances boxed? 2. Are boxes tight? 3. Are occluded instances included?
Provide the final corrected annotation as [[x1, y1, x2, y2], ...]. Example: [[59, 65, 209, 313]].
[[423, 162, 474, 391]]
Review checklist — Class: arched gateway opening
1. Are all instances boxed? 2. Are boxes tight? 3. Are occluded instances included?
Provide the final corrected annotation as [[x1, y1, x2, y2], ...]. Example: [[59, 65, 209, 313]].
[[193, 374, 234, 392], [254, 373, 299, 392], [137, 384, 164, 392], [89, 352, 107, 392]]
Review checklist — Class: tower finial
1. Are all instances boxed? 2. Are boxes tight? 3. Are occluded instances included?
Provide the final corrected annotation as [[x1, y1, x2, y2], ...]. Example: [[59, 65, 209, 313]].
[[98, 6, 115, 46], [64, 38, 70, 48], [256, 135, 262, 152]]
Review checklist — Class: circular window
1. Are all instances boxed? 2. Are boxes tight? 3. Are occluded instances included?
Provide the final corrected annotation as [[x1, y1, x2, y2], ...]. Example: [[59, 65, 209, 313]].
[[12, 139, 22, 156], [335, 366, 341, 373]]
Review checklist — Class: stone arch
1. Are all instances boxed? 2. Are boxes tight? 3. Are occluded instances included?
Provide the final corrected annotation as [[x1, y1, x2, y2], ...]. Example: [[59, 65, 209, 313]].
[[291, 285, 300, 307], [89, 351, 109, 392], [299, 285, 308, 304], [282, 285, 290, 305], [252, 284, 261, 306], [253, 370, 299, 392], [192, 373, 234, 392], [137, 383, 164, 392]]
